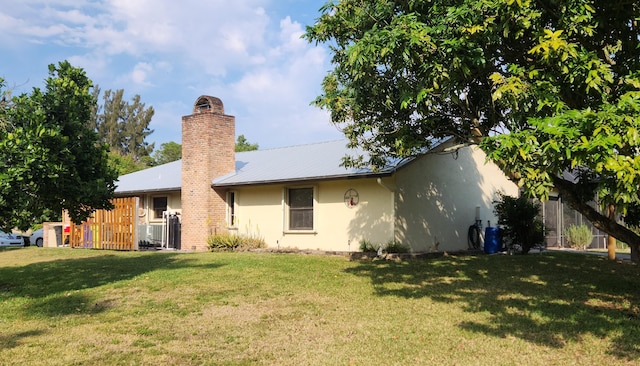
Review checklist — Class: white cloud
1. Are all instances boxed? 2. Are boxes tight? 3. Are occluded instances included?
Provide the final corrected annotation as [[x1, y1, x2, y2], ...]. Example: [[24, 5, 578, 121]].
[[279, 16, 307, 51], [0, 0, 341, 148], [222, 15, 338, 148], [130, 62, 153, 86]]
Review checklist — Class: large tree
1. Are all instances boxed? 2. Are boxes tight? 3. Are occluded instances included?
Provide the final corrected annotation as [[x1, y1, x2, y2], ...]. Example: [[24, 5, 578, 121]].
[[0, 61, 118, 230], [306, 0, 640, 261], [92, 88, 155, 162], [151, 141, 182, 166]]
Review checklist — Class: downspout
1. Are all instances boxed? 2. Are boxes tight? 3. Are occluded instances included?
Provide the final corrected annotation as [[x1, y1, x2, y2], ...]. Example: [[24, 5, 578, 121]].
[[162, 211, 167, 249]]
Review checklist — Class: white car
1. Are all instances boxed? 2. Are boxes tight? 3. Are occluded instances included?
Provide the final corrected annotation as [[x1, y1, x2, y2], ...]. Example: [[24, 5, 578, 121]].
[[0, 231, 24, 247], [30, 228, 44, 247]]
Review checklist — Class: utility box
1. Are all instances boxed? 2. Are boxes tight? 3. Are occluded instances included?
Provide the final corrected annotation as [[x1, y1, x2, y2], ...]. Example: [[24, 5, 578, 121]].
[[43, 222, 63, 247]]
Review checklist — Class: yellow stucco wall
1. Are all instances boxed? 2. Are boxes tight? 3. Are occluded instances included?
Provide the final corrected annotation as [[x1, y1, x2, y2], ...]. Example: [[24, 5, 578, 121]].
[[230, 178, 395, 251], [394, 144, 519, 252]]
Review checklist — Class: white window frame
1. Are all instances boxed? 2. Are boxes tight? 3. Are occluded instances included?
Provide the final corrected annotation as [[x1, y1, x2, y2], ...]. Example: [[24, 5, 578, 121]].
[[284, 186, 317, 233], [226, 191, 237, 229]]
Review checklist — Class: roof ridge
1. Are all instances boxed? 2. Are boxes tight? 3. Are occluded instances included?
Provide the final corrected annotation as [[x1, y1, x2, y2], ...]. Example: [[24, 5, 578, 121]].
[[237, 139, 348, 154]]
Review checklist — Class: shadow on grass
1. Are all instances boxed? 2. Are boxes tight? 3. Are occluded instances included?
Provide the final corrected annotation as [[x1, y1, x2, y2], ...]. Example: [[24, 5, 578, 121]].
[[0, 251, 223, 319], [0, 329, 45, 350], [344, 252, 640, 361]]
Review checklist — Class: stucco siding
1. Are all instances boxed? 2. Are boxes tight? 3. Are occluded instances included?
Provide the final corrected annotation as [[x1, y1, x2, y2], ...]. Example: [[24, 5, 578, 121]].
[[394, 145, 518, 252], [232, 178, 394, 251]]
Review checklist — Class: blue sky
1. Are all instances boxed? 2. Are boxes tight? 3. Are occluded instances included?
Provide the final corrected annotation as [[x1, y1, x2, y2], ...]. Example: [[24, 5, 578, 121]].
[[0, 0, 344, 150]]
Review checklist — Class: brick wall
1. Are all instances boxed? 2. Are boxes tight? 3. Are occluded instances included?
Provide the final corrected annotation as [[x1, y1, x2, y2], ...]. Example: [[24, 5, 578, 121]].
[[181, 96, 235, 251]]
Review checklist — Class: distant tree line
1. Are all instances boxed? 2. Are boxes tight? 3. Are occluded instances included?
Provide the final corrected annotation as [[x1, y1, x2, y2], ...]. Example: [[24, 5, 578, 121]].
[[90, 88, 260, 176]]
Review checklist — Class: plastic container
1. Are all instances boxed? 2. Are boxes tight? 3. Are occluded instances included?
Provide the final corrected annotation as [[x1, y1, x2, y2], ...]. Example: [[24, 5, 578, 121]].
[[484, 227, 502, 254]]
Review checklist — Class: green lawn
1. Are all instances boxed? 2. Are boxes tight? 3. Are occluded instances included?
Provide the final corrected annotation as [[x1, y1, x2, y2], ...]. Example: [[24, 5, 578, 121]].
[[0, 247, 638, 365]]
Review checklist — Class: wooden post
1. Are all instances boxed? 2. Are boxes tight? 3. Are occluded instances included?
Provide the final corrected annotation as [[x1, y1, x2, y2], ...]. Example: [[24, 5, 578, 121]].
[[607, 205, 616, 261]]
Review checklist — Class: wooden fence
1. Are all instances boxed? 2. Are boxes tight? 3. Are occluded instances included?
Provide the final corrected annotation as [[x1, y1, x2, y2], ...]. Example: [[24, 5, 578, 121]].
[[67, 197, 138, 250]]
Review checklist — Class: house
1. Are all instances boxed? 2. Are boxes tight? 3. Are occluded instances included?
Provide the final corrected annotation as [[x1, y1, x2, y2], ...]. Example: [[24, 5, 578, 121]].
[[114, 95, 519, 252]]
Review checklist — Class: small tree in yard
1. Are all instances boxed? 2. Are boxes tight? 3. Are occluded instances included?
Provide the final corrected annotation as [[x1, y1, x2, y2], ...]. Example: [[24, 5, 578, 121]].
[[0, 61, 118, 231], [493, 193, 544, 254]]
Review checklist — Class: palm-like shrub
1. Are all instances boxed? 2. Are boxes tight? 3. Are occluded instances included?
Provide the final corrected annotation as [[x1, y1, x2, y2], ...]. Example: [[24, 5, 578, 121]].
[[493, 193, 545, 254]]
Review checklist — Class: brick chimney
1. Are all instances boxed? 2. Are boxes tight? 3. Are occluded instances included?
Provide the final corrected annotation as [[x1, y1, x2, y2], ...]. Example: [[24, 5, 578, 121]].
[[181, 96, 235, 251]]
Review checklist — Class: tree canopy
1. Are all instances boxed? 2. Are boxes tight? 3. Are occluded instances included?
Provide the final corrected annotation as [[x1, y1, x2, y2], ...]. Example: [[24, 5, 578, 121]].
[[306, 0, 640, 260], [0, 61, 118, 230], [151, 141, 182, 166], [108, 151, 149, 176], [91, 88, 155, 162], [235, 134, 259, 152]]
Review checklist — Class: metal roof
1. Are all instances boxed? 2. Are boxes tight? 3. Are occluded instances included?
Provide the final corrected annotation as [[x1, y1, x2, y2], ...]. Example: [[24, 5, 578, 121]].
[[213, 140, 399, 187], [114, 139, 404, 194], [114, 159, 182, 195]]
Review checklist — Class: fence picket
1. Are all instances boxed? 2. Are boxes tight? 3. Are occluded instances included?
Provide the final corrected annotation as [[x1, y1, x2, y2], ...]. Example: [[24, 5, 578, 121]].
[[68, 197, 137, 250]]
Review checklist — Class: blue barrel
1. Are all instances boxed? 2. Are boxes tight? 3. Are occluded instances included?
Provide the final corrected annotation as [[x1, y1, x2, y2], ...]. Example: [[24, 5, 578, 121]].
[[484, 227, 502, 254]]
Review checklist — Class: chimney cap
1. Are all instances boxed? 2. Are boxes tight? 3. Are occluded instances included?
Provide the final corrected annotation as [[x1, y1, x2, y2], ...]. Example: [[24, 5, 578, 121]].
[[193, 96, 224, 114]]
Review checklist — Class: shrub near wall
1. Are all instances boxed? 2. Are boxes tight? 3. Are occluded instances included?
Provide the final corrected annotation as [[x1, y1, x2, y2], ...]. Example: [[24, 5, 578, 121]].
[[493, 193, 545, 254], [564, 224, 593, 249], [207, 233, 265, 251], [359, 239, 408, 254]]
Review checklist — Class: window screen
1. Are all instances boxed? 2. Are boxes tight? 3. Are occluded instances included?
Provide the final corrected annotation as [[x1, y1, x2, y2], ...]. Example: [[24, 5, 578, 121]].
[[228, 192, 236, 227], [153, 197, 168, 219], [288, 188, 313, 230]]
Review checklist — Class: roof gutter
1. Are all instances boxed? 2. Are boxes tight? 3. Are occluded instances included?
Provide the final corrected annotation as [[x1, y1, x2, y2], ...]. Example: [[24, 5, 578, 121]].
[[114, 187, 182, 197], [211, 171, 394, 189]]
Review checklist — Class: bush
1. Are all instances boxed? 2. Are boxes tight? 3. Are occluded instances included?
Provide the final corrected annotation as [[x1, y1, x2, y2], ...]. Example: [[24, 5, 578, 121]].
[[207, 232, 265, 251], [359, 239, 380, 252], [493, 193, 545, 254], [384, 240, 409, 253], [564, 224, 593, 249], [359, 239, 408, 254]]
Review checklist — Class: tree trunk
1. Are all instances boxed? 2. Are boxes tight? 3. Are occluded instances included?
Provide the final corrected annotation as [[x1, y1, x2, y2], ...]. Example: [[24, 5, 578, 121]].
[[553, 177, 640, 263], [607, 205, 616, 261]]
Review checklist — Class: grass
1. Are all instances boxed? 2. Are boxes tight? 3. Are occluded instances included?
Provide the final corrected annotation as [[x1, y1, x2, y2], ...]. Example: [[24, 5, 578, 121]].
[[0, 247, 639, 365]]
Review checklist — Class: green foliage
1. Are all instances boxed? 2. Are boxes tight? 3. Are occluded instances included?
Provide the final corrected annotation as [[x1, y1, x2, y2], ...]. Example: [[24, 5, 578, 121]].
[[384, 240, 409, 254], [108, 151, 148, 175], [235, 134, 259, 152], [307, 0, 640, 164], [493, 193, 544, 254], [359, 239, 379, 252], [564, 224, 593, 249], [482, 93, 640, 211], [91, 88, 155, 162], [150, 141, 182, 166], [207, 233, 242, 250], [306, 0, 640, 258], [207, 232, 266, 251], [359, 238, 408, 254], [0, 61, 118, 230]]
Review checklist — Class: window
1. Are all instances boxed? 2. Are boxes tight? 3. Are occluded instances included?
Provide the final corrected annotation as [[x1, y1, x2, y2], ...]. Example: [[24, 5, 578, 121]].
[[152, 196, 167, 219], [227, 191, 236, 227], [288, 187, 314, 230]]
